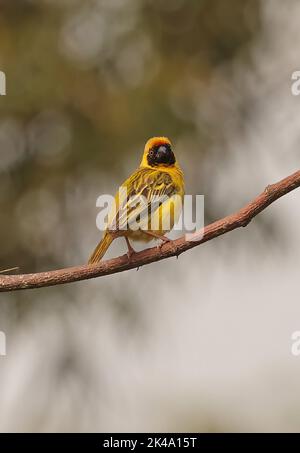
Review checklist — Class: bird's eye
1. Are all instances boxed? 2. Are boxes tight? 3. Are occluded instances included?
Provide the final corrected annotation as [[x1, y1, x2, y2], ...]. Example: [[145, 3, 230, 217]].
[[149, 149, 155, 157]]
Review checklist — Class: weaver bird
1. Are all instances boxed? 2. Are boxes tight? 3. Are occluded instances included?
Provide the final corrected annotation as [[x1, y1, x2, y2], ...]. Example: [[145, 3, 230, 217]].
[[88, 137, 185, 263]]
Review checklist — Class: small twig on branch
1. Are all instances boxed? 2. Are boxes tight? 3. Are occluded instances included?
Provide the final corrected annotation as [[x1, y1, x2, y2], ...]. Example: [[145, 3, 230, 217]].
[[0, 170, 299, 293], [0, 267, 19, 274]]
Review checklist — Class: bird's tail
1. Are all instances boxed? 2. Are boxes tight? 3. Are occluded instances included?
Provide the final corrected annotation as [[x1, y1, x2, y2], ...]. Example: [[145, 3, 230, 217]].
[[88, 233, 113, 264]]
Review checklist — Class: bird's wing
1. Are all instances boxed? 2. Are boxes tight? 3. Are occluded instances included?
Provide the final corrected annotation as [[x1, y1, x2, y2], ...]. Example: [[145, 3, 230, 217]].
[[108, 168, 178, 233]]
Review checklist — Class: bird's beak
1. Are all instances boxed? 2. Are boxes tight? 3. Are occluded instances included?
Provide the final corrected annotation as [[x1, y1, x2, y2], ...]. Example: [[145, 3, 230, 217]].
[[157, 146, 169, 163]]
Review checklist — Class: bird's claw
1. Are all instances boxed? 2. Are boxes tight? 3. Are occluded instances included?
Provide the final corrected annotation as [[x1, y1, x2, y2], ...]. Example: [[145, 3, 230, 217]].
[[127, 249, 137, 261], [157, 238, 178, 257]]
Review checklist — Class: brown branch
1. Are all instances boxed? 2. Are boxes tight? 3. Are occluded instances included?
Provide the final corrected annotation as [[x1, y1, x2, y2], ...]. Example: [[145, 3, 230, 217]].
[[1, 170, 300, 292]]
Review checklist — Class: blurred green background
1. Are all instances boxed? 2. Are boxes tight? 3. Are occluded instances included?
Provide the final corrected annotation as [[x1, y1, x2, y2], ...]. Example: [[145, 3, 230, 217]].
[[0, 0, 300, 433]]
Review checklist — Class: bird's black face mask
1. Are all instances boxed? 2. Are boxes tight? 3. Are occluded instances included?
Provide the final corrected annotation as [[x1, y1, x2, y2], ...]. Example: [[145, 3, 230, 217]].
[[147, 143, 176, 167]]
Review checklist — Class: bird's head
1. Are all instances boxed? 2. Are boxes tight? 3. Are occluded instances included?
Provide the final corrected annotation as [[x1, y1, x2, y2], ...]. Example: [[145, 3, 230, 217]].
[[140, 137, 176, 168]]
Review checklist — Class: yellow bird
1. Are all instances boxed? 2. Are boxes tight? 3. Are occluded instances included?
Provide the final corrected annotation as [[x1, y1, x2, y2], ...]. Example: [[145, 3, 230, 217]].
[[88, 137, 185, 263]]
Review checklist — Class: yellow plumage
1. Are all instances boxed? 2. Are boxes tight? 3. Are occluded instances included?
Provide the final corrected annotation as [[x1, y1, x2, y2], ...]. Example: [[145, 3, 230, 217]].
[[89, 137, 185, 263]]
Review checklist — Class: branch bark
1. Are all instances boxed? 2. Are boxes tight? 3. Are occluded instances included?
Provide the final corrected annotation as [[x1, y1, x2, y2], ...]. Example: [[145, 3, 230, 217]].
[[1, 170, 300, 292]]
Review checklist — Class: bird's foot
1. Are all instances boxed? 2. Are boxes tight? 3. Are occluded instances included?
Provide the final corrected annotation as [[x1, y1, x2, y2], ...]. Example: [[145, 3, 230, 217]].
[[127, 248, 137, 261], [157, 236, 178, 256], [125, 237, 137, 261]]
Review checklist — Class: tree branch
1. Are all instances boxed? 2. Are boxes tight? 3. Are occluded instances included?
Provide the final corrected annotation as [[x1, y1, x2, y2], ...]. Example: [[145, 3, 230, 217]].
[[1, 170, 300, 292]]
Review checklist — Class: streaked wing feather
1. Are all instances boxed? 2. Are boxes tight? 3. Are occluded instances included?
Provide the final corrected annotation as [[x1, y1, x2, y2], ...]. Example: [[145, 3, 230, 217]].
[[108, 168, 177, 232]]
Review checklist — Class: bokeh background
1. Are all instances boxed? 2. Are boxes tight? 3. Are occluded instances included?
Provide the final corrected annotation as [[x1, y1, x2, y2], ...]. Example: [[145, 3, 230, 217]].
[[0, 0, 300, 432]]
